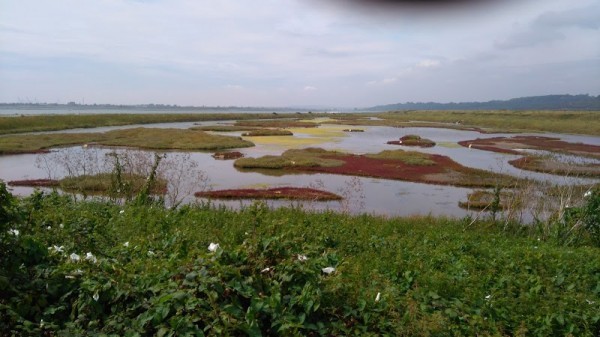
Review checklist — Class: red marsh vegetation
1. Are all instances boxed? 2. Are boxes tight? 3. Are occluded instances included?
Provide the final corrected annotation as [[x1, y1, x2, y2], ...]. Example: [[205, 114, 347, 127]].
[[8, 179, 59, 187], [234, 148, 519, 188], [195, 187, 342, 201]]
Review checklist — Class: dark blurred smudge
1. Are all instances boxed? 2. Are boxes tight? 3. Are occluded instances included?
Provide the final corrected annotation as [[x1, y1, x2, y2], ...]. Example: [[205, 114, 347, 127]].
[[323, 0, 504, 12]]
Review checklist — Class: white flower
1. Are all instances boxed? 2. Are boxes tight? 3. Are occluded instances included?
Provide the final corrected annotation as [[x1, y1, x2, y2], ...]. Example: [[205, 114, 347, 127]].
[[261, 267, 272, 273], [69, 253, 81, 262], [85, 252, 97, 263], [584, 190, 592, 198], [119, 210, 125, 214], [322, 267, 336, 275], [93, 292, 99, 301], [485, 294, 492, 300], [49, 245, 64, 253], [47, 226, 51, 230], [208, 242, 220, 252], [123, 241, 130, 247], [7, 229, 19, 236], [297, 254, 308, 262], [59, 223, 64, 229], [375, 292, 381, 302], [147, 250, 155, 257]]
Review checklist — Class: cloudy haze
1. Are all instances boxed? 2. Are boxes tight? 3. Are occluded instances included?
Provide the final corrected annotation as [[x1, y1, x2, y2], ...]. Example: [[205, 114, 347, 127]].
[[0, 0, 598, 107]]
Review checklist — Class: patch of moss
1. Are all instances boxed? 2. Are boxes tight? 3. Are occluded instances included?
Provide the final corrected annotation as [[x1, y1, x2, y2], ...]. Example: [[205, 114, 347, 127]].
[[366, 149, 436, 166]]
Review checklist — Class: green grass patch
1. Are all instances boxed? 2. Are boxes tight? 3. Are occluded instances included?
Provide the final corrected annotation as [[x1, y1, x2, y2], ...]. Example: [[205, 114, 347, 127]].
[[241, 129, 293, 136], [1, 189, 599, 335], [234, 148, 345, 169], [366, 149, 436, 166], [0, 127, 254, 154]]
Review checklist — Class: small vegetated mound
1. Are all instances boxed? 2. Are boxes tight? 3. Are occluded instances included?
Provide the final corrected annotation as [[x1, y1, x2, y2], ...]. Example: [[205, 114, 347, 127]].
[[11, 173, 168, 195], [241, 129, 293, 137], [212, 151, 244, 160], [458, 135, 600, 158], [195, 187, 342, 201], [458, 189, 516, 210], [342, 128, 364, 132], [236, 148, 519, 188], [235, 120, 318, 129], [60, 173, 167, 195], [509, 156, 600, 178], [387, 134, 436, 148]]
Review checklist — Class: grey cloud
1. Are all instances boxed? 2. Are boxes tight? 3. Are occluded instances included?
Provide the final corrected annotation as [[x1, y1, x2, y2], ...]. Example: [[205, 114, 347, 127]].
[[497, 4, 600, 49], [536, 5, 600, 29]]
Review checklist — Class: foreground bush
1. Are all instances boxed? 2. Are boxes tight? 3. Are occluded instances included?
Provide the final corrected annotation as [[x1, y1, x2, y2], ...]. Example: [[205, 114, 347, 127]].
[[1, 184, 599, 336]]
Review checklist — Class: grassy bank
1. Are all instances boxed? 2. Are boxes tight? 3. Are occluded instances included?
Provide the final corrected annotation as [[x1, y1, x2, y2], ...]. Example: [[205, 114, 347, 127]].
[[1, 184, 599, 336], [2, 110, 599, 136], [0, 113, 326, 135], [0, 127, 254, 154], [330, 110, 600, 135], [391, 110, 600, 135]]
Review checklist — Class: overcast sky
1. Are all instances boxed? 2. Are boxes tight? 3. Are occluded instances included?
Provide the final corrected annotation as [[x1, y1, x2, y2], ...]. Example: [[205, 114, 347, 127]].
[[0, 0, 598, 107]]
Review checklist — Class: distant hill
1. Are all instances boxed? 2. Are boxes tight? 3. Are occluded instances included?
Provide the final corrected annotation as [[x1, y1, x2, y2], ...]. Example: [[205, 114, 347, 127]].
[[366, 94, 600, 111]]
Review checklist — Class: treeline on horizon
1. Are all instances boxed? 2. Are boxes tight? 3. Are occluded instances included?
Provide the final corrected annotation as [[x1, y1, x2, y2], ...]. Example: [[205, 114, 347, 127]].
[[0, 102, 303, 112], [1, 94, 600, 112], [367, 94, 600, 111]]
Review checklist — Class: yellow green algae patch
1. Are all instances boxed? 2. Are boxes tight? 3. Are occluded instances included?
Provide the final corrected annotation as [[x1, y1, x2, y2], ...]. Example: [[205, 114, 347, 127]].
[[243, 124, 351, 150]]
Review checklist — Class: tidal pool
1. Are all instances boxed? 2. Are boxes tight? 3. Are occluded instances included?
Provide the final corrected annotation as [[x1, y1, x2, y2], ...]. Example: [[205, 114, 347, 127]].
[[1, 121, 598, 220]]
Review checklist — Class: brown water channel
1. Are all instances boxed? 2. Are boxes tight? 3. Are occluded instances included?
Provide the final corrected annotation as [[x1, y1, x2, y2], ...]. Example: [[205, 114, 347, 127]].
[[1, 120, 599, 219]]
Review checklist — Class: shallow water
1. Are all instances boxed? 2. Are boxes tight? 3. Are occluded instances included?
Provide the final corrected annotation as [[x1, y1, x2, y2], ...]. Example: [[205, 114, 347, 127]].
[[1, 121, 599, 219]]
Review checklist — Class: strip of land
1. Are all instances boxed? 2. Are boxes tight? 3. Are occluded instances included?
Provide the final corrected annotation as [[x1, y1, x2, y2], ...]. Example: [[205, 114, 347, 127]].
[[2, 110, 599, 136], [509, 156, 600, 178], [195, 187, 342, 201], [0, 113, 327, 135], [458, 135, 600, 158], [0, 127, 254, 154]]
